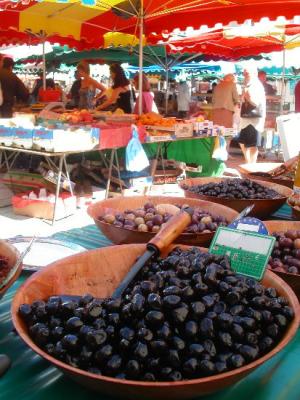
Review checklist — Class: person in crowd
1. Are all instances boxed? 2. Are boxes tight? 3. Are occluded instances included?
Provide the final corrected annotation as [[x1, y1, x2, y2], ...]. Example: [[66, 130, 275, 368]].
[[177, 80, 190, 118], [68, 70, 81, 108], [212, 74, 239, 128], [294, 80, 300, 113], [236, 64, 266, 164], [206, 81, 217, 103], [97, 63, 132, 113], [258, 70, 276, 96], [76, 61, 106, 110], [133, 72, 158, 114], [0, 57, 29, 118]]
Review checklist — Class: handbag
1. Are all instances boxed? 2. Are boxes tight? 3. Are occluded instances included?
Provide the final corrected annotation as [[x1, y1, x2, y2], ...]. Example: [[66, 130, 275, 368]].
[[241, 100, 262, 118]]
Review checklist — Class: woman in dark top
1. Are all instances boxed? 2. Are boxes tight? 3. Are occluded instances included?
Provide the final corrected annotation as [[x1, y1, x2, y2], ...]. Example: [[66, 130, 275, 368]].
[[97, 63, 132, 113]]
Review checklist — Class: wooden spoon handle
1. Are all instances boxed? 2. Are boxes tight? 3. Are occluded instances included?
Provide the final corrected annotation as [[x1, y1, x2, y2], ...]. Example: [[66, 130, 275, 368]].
[[147, 207, 193, 254]]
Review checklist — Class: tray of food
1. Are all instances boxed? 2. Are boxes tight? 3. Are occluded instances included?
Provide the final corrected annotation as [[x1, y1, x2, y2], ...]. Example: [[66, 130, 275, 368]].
[[180, 177, 292, 219], [12, 244, 299, 399], [87, 196, 238, 246], [7, 237, 85, 272]]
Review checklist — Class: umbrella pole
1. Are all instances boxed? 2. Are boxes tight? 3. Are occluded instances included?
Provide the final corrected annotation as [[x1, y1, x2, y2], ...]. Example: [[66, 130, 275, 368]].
[[138, 0, 144, 115], [42, 41, 46, 90], [165, 45, 169, 115], [280, 47, 286, 114]]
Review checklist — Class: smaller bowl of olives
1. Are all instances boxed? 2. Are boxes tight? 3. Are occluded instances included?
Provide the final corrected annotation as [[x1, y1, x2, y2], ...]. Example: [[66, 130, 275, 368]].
[[87, 196, 238, 246], [265, 221, 300, 300], [287, 194, 300, 219], [180, 178, 292, 219], [0, 239, 21, 300]]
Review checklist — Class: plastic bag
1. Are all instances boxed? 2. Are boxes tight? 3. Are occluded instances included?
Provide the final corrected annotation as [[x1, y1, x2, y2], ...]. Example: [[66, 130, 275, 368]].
[[212, 136, 228, 162], [126, 125, 150, 172]]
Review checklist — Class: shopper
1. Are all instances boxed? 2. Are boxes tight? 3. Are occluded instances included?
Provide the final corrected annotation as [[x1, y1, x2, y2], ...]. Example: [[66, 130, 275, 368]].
[[177, 80, 190, 118], [0, 57, 29, 118], [133, 73, 158, 114], [237, 64, 266, 164], [258, 70, 276, 96], [77, 61, 106, 110], [97, 63, 132, 113], [212, 74, 239, 128], [295, 80, 300, 112], [68, 70, 81, 108]]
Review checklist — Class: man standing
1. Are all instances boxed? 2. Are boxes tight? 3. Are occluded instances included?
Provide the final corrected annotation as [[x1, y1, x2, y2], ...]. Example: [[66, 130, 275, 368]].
[[212, 74, 239, 128], [0, 57, 29, 118], [237, 65, 266, 164], [258, 70, 276, 96], [177, 80, 190, 118]]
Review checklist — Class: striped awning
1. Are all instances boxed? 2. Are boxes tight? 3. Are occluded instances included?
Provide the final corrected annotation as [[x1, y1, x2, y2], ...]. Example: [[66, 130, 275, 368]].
[[0, 0, 300, 49]]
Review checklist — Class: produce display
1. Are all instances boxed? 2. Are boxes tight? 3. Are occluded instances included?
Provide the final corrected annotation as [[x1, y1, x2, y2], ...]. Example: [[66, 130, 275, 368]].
[[269, 230, 300, 275], [59, 110, 93, 124], [0, 254, 10, 286], [182, 179, 281, 200], [99, 202, 228, 234], [19, 247, 294, 382], [137, 112, 176, 127]]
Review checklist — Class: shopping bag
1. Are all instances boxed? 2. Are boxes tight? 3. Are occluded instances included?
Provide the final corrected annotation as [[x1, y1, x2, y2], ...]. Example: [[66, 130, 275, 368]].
[[212, 136, 228, 162], [126, 125, 150, 172]]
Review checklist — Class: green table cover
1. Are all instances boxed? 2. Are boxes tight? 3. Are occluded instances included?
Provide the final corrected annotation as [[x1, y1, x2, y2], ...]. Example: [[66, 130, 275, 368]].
[[1, 220, 299, 400]]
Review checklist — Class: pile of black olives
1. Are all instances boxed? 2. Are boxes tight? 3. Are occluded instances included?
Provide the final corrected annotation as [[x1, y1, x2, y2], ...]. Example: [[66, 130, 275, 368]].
[[182, 179, 280, 200], [19, 248, 294, 382]]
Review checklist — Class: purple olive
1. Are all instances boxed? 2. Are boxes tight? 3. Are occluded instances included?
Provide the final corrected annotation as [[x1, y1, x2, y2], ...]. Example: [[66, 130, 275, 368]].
[[285, 230, 298, 240], [279, 237, 293, 249], [288, 266, 298, 274]]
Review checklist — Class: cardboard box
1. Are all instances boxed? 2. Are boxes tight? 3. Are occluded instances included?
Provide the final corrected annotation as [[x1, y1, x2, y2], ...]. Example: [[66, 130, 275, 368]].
[[12, 190, 76, 220]]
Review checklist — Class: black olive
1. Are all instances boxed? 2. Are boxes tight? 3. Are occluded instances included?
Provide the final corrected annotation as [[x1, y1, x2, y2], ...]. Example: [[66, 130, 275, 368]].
[[49, 316, 62, 329], [62, 334, 79, 352], [199, 360, 215, 375], [218, 332, 233, 348], [215, 361, 227, 373], [282, 306, 294, 320], [86, 302, 102, 319], [166, 350, 181, 368], [171, 336, 186, 351], [191, 301, 206, 318], [66, 317, 83, 332], [225, 291, 241, 305], [229, 354, 245, 368], [202, 295, 215, 308], [133, 341, 148, 360], [105, 298, 122, 312], [194, 283, 209, 295], [150, 340, 168, 355], [239, 345, 259, 361], [51, 326, 64, 341], [183, 358, 198, 374], [241, 317, 256, 331], [147, 293, 162, 309], [218, 313, 233, 330], [157, 323, 172, 340], [137, 327, 153, 342], [61, 301, 77, 317], [185, 321, 198, 338], [44, 343, 55, 355], [189, 343, 204, 357], [171, 306, 189, 324], [80, 345, 93, 366], [79, 294, 93, 307], [93, 318, 106, 330], [143, 372, 156, 381], [131, 294, 145, 313], [148, 357, 160, 371], [45, 301, 60, 316], [85, 330, 107, 348], [213, 302, 227, 314], [169, 371, 183, 381], [163, 286, 181, 296], [259, 336, 274, 352], [125, 360, 141, 378], [274, 314, 287, 328], [199, 318, 214, 338], [261, 310, 273, 324], [145, 311, 164, 327], [108, 313, 120, 326], [245, 332, 258, 345], [230, 305, 244, 316], [266, 323, 279, 338], [203, 339, 217, 357], [120, 327, 135, 341], [163, 295, 181, 309], [106, 355, 122, 374]]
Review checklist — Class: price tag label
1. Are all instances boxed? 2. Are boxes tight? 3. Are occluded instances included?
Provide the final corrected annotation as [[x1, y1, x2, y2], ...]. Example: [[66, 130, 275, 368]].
[[209, 227, 275, 280], [228, 217, 268, 235]]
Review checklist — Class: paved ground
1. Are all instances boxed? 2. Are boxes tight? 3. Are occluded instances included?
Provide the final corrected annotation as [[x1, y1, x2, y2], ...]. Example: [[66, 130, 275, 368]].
[[0, 152, 280, 240]]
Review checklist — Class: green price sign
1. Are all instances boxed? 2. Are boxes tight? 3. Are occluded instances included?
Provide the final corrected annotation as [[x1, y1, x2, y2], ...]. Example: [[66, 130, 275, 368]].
[[209, 227, 275, 280]]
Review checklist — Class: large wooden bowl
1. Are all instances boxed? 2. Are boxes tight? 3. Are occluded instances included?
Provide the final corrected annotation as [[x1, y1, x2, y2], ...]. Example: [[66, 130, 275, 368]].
[[0, 240, 20, 300], [12, 245, 299, 400], [265, 221, 300, 300], [87, 196, 238, 247], [180, 177, 292, 219]]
